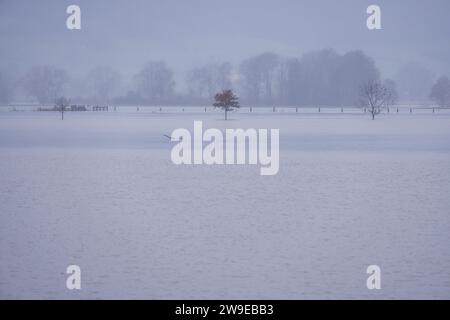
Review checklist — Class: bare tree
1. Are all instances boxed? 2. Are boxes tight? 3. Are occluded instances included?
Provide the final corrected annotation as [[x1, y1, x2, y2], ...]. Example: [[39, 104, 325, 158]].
[[429, 76, 450, 107], [134, 61, 175, 104], [187, 62, 232, 101], [383, 79, 399, 106], [359, 80, 394, 120], [336, 50, 381, 105], [22, 66, 68, 104], [187, 66, 211, 99], [55, 96, 70, 120], [213, 89, 240, 120], [277, 58, 301, 105], [239, 52, 280, 105]]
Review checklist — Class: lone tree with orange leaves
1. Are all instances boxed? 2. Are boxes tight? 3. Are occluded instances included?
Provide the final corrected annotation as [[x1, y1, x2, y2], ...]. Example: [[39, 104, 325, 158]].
[[213, 89, 240, 120]]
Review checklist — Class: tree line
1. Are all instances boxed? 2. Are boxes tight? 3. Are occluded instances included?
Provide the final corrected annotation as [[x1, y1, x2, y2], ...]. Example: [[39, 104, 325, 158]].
[[1, 49, 449, 108]]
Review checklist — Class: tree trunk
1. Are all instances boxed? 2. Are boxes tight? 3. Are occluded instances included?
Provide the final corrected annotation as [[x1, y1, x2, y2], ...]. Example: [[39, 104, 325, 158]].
[[225, 110, 228, 120]]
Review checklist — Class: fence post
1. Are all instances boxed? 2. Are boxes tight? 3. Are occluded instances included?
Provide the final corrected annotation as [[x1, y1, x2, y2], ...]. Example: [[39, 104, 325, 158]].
[[296, 107, 298, 113], [341, 107, 343, 113], [250, 107, 252, 112], [273, 106, 276, 113], [410, 107, 412, 113]]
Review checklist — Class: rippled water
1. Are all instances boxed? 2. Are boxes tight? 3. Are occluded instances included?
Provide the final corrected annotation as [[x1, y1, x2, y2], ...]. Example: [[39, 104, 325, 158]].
[[1, 112, 450, 299]]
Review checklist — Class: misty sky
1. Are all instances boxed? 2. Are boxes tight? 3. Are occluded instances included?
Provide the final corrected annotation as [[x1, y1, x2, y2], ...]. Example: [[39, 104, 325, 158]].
[[1, 0, 449, 91]]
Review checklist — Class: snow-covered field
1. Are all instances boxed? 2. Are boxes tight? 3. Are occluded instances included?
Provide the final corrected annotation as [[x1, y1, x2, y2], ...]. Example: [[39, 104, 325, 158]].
[[1, 110, 450, 299]]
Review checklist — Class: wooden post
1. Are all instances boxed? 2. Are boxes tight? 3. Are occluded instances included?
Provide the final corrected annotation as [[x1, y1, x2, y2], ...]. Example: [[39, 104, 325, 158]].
[[410, 107, 412, 113], [296, 107, 298, 113]]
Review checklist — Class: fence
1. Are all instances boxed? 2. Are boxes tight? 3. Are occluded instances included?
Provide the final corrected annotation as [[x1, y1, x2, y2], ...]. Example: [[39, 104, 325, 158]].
[[2, 104, 450, 115]]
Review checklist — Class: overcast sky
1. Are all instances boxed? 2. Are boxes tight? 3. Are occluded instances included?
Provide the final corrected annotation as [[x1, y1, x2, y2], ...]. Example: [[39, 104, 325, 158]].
[[1, 0, 449, 86]]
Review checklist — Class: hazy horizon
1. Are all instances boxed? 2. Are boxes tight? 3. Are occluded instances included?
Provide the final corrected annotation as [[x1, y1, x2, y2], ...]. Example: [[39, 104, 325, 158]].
[[1, 0, 449, 104]]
